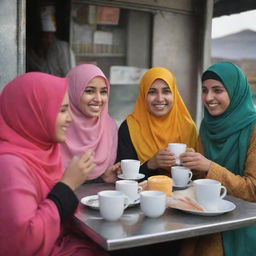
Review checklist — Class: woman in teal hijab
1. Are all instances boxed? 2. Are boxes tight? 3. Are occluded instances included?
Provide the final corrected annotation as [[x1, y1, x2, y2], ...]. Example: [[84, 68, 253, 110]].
[[180, 61, 256, 256]]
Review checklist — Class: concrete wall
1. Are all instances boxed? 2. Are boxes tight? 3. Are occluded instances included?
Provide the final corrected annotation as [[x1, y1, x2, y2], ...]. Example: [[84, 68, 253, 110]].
[[150, 0, 213, 125], [0, 0, 25, 90], [152, 11, 198, 118], [109, 10, 151, 125], [126, 10, 151, 68], [196, 0, 213, 125]]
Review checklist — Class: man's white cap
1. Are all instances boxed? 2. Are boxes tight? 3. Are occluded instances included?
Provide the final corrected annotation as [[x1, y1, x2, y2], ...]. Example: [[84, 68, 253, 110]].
[[40, 5, 56, 32]]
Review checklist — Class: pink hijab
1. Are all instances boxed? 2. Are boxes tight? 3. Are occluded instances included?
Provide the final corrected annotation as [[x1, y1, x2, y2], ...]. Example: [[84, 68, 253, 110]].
[[0, 72, 67, 188], [61, 64, 118, 180], [0, 73, 109, 255]]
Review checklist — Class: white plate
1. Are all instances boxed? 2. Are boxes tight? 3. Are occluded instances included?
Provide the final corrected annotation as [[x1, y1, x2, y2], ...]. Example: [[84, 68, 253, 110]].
[[118, 173, 145, 180], [173, 180, 193, 190], [173, 199, 236, 216], [129, 198, 140, 207], [80, 195, 140, 210], [81, 195, 99, 210]]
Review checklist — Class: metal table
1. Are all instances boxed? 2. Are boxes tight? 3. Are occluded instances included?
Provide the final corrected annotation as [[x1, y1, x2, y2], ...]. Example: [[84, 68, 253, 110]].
[[74, 183, 256, 251]]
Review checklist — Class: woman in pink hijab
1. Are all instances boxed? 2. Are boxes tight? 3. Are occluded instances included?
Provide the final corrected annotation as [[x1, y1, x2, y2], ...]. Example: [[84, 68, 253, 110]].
[[0, 72, 109, 256], [61, 64, 119, 183]]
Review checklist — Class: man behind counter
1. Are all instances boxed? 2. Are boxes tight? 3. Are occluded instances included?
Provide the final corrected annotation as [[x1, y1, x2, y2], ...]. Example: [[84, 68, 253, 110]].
[[26, 4, 75, 77]]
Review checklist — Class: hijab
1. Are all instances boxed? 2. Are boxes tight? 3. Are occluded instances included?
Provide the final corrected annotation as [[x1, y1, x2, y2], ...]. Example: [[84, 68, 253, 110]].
[[127, 66, 198, 163], [61, 64, 117, 180], [0, 72, 67, 188], [200, 62, 256, 256], [200, 61, 256, 174]]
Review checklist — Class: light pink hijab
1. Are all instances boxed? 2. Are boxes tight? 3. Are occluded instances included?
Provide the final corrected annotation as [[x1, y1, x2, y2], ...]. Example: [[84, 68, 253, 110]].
[[61, 64, 118, 179]]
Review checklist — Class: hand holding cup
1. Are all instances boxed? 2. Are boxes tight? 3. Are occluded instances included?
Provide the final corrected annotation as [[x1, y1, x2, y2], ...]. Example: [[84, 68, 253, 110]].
[[61, 151, 95, 190], [147, 149, 176, 170], [179, 150, 212, 172], [168, 143, 187, 165]]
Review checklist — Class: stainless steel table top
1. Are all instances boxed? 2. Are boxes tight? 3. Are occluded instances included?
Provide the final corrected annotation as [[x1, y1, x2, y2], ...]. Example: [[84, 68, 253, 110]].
[[74, 183, 256, 251]]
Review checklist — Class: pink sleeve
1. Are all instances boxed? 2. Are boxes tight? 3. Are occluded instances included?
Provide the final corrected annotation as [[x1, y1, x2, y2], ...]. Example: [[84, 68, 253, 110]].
[[0, 155, 61, 256]]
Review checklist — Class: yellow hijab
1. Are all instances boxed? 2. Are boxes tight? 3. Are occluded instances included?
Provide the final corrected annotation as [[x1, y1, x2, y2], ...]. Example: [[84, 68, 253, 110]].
[[127, 67, 198, 163]]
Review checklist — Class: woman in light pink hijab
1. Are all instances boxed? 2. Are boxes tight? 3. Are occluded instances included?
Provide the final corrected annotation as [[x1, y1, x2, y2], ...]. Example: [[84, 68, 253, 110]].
[[0, 72, 109, 256], [61, 64, 119, 182]]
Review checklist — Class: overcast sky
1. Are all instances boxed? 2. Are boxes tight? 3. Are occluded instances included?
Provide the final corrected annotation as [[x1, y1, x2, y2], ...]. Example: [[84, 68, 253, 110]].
[[212, 9, 256, 38]]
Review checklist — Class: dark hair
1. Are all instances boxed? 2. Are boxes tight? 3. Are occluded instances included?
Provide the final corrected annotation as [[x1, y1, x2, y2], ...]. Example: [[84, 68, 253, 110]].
[[201, 71, 223, 83]]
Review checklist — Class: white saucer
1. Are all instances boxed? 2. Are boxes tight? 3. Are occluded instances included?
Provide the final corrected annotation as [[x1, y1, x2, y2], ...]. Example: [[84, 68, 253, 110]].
[[129, 198, 140, 207], [81, 195, 99, 210], [80, 195, 140, 210], [118, 173, 145, 180], [173, 180, 193, 190], [175, 199, 236, 216]]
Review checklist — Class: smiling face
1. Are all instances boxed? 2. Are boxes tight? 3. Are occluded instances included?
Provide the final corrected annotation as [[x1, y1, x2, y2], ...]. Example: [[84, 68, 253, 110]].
[[55, 92, 72, 142], [146, 79, 173, 117], [202, 79, 230, 116], [80, 77, 108, 118]]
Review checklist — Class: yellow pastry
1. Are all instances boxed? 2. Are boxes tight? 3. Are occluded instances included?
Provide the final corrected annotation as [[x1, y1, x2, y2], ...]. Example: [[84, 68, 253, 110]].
[[147, 175, 173, 197]]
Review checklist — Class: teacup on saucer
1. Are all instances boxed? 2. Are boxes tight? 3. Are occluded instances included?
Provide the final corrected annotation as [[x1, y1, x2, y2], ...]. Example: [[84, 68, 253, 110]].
[[173, 180, 193, 190]]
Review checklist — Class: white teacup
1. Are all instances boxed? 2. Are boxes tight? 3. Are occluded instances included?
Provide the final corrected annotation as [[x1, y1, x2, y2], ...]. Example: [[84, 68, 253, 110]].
[[168, 143, 187, 165], [116, 180, 142, 202], [140, 190, 166, 218], [194, 179, 227, 211], [98, 190, 130, 221], [171, 166, 193, 186], [121, 213, 141, 226], [121, 159, 140, 179]]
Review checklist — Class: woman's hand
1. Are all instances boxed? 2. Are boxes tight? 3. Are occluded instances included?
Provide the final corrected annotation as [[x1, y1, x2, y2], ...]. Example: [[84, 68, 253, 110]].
[[147, 149, 176, 170], [180, 149, 211, 172], [61, 151, 95, 190], [101, 162, 121, 183]]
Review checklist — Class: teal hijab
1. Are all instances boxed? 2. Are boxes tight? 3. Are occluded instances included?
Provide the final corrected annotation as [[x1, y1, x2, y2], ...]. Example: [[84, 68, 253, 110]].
[[200, 62, 256, 256]]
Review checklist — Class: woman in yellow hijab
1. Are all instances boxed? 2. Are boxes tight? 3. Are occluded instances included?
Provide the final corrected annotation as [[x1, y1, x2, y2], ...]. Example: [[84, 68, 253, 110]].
[[116, 67, 198, 178]]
